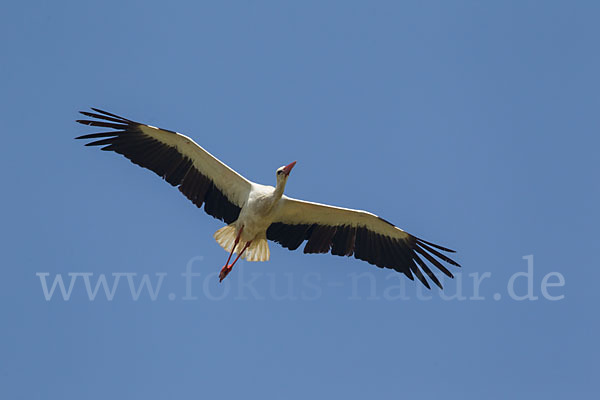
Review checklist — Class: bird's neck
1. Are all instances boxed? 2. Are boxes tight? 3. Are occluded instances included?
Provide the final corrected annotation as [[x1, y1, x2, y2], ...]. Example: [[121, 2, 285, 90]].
[[257, 180, 286, 216], [272, 178, 287, 202]]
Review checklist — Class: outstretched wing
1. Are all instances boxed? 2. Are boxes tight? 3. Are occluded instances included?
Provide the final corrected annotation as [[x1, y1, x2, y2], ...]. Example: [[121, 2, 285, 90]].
[[76, 108, 252, 223], [267, 196, 460, 289]]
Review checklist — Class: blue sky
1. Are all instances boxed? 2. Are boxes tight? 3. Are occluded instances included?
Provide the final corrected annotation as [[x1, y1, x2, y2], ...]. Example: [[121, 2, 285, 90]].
[[1, 1, 598, 399]]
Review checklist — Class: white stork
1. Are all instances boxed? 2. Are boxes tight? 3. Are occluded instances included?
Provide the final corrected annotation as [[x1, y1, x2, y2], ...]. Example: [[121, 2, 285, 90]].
[[76, 108, 460, 289]]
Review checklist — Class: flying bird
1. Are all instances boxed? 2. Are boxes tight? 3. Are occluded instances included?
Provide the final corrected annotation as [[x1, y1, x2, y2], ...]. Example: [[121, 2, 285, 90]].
[[76, 108, 460, 289]]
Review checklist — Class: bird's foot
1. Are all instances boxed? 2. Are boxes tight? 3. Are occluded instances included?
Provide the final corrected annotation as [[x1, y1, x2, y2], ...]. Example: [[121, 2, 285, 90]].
[[219, 264, 233, 282]]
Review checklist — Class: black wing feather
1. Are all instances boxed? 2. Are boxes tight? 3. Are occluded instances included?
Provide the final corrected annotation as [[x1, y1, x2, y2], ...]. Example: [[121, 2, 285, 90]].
[[75, 108, 241, 224], [267, 221, 460, 289]]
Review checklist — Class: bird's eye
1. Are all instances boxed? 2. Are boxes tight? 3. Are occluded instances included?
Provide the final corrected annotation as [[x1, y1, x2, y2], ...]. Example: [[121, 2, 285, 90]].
[[277, 170, 282, 175]]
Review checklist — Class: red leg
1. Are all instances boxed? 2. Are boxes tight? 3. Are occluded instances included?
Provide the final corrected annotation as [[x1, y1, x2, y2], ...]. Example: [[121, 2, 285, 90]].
[[219, 227, 243, 282], [225, 227, 243, 266], [219, 240, 252, 282]]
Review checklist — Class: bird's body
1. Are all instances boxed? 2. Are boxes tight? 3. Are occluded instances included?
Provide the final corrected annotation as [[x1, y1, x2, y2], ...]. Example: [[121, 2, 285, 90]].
[[237, 183, 282, 244], [214, 182, 284, 265], [76, 108, 460, 288]]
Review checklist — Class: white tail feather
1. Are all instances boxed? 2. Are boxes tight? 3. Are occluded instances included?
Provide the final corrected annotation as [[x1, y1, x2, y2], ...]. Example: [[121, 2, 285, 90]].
[[213, 225, 270, 262], [244, 238, 270, 262], [214, 225, 238, 253]]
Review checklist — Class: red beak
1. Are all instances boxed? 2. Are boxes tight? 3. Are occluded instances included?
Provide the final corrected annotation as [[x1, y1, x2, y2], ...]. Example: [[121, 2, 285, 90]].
[[282, 161, 297, 176]]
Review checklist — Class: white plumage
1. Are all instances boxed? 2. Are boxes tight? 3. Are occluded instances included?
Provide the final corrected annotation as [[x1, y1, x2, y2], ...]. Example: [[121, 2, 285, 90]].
[[77, 108, 460, 289]]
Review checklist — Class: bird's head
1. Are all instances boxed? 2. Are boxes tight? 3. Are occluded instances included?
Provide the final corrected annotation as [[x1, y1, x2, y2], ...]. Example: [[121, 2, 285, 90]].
[[276, 161, 296, 183]]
